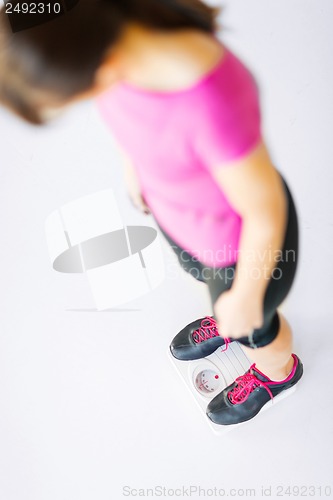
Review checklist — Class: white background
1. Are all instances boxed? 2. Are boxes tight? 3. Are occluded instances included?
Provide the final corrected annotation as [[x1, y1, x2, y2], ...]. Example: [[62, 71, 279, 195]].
[[0, 1, 332, 499]]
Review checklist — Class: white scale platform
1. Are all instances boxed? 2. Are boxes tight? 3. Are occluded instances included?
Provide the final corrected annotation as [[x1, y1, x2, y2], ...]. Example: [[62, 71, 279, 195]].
[[169, 342, 297, 435]]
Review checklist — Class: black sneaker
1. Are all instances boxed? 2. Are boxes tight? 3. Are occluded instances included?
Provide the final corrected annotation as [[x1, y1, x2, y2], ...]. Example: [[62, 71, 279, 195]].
[[207, 353, 303, 425], [170, 316, 230, 361]]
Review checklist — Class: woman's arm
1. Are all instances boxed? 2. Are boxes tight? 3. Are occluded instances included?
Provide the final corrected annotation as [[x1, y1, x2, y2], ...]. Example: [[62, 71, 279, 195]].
[[211, 140, 288, 338]]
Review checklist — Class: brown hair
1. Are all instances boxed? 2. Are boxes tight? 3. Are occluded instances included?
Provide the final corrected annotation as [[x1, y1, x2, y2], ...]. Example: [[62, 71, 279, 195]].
[[0, 0, 220, 124]]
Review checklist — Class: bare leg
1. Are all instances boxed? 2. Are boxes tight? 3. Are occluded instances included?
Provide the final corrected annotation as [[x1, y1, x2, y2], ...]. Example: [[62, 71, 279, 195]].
[[240, 312, 295, 381]]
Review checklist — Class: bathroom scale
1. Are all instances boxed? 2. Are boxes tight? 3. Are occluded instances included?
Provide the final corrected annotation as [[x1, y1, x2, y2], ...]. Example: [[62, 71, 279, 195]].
[[169, 341, 297, 435]]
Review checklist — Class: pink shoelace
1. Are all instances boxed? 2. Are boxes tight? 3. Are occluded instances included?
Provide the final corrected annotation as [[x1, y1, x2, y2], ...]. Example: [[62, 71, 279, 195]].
[[192, 316, 230, 352], [228, 365, 274, 405]]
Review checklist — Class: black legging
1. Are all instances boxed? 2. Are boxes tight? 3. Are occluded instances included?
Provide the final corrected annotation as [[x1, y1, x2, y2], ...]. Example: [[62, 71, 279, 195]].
[[157, 173, 299, 349]]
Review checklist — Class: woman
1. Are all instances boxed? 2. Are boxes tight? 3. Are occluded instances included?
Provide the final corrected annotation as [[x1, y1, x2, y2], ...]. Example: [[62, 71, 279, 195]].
[[0, 0, 303, 425]]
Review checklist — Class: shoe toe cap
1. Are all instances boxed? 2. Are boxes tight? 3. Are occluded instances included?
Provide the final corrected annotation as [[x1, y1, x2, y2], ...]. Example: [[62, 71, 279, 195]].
[[169, 320, 202, 359], [206, 408, 234, 426], [206, 390, 236, 425]]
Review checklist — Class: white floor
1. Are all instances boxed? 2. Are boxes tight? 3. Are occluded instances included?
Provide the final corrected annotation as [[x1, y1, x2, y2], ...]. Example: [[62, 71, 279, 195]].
[[0, 1, 332, 499]]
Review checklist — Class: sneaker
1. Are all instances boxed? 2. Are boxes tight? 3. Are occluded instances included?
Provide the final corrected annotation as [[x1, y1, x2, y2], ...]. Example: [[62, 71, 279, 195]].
[[170, 316, 230, 361], [206, 353, 303, 425]]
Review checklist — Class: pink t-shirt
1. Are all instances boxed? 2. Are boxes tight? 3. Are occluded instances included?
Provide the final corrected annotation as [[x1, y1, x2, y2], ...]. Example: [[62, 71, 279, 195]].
[[96, 42, 262, 266]]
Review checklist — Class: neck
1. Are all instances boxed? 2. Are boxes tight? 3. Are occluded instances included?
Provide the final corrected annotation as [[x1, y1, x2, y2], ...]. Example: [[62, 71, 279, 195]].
[[114, 23, 224, 91]]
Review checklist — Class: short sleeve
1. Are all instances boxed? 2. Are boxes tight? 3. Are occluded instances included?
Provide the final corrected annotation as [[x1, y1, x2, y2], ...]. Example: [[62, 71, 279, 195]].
[[193, 66, 262, 171]]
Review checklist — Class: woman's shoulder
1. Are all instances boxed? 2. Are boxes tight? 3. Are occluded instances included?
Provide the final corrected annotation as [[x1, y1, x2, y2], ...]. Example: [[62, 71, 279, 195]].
[[182, 34, 228, 83], [171, 36, 256, 105], [190, 41, 260, 110]]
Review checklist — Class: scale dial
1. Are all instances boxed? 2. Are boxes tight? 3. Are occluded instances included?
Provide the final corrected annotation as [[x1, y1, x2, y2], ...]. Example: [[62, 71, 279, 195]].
[[194, 368, 225, 398]]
